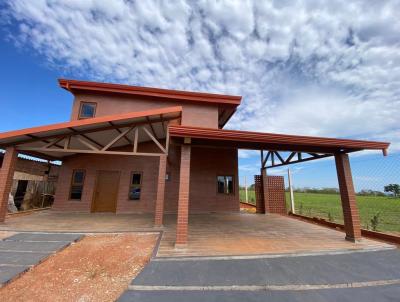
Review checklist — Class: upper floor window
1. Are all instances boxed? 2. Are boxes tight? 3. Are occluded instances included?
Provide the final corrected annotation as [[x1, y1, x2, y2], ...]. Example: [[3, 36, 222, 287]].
[[217, 175, 234, 195], [79, 102, 97, 119]]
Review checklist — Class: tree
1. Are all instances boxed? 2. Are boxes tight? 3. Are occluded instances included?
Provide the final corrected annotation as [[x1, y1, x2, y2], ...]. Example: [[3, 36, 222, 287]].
[[384, 184, 400, 198]]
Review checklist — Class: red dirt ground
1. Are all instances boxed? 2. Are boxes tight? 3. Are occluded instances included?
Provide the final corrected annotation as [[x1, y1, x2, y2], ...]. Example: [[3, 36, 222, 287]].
[[0, 233, 159, 302]]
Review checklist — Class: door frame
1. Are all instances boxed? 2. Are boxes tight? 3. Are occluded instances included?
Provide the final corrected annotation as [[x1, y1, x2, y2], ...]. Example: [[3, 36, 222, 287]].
[[91, 170, 121, 213]]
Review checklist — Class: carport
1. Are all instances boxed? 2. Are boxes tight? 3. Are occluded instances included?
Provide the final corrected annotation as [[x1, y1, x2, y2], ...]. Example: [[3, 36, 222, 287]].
[[168, 125, 390, 245]]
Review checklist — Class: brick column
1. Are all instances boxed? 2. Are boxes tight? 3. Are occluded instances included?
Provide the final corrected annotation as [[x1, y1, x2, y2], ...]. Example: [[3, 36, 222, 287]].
[[261, 168, 270, 213], [335, 153, 361, 242], [254, 174, 265, 214], [175, 145, 191, 246], [154, 154, 167, 227], [0, 147, 18, 222]]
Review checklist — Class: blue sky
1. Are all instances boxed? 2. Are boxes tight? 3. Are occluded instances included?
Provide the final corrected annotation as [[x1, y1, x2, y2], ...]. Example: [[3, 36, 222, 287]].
[[0, 0, 399, 191]]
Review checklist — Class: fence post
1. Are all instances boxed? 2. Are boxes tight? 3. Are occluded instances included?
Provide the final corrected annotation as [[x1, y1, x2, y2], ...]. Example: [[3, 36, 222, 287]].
[[244, 176, 248, 203], [288, 168, 295, 214]]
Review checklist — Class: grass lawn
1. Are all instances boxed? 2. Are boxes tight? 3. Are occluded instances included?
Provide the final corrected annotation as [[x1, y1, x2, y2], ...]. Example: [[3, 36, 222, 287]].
[[240, 190, 400, 234]]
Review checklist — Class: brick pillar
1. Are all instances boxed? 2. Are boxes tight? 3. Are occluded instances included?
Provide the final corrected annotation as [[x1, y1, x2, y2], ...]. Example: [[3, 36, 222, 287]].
[[254, 174, 265, 214], [335, 153, 361, 242], [0, 147, 18, 222], [154, 154, 167, 227], [261, 168, 269, 213], [175, 145, 191, 246]]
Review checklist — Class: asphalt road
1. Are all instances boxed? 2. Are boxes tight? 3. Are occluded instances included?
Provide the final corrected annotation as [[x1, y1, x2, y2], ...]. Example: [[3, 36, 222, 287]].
[[118, 249, 400, 302]]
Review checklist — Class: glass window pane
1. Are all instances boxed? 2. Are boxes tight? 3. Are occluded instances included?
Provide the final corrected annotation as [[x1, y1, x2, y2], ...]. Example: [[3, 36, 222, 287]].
[[131, 173, 141, 185], [73, 171, 85, 184], [226, 176, 233, 194], [70, 185, 83, 200], [217, 176, 225, 194], [80, 103, 96, 118], [129, 186, 141, 200]]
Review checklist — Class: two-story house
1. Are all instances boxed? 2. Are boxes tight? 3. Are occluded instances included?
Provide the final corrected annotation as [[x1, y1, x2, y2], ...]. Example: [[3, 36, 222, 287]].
[[0, 79, 389, 245]]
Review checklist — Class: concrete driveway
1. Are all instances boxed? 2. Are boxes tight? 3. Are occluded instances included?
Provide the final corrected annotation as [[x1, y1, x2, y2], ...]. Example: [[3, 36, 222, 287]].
[[0, 232, 82, 286], [118, 249, 400, 302]]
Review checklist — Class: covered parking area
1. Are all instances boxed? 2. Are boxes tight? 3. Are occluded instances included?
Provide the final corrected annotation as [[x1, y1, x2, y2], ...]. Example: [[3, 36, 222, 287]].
[[168, 125, 390, 246]]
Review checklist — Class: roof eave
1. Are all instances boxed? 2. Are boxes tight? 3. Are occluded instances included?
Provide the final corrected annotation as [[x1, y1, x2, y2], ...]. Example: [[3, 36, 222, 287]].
[[58, 78, 242, 106]]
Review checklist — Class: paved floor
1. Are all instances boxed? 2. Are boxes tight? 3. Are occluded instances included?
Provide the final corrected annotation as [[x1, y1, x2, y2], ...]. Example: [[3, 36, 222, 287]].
[[0, 232, 83, 286], [118, 249, 400, 302], [0, 211, 392, 257]]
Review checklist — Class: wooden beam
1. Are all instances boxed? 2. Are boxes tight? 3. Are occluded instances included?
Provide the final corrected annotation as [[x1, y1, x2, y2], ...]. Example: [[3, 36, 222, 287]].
[[271, 152, 275, 166], [285, 152, 297, 163], [262, 151, 271, 168], [17, 146, 164, 157], [64, 136, 71, 150], [165, 128, 170, 153], [76, 136, 100, 151], [267, 153, 333, 168], [146, 116, 158, 139], [42, 136, 65, 149], [68, 127, 104, 148], [102, 126, 135, 151], [142, 126, 167, 153], [109, 121, 132, 145], [3, 116, 180, 148], [133, 127, 139, 153], [274, 151, 285, 164], [160, 114, 165, 133], [26, 134, 64, 149]]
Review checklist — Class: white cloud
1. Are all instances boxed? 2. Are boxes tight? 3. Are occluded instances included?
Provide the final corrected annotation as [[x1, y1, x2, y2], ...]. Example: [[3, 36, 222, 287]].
[[2, 0, 400, 152]]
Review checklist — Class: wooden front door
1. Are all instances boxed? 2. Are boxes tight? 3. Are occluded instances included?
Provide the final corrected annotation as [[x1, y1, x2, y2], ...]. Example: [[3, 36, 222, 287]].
[[92, 171, 120, 213]]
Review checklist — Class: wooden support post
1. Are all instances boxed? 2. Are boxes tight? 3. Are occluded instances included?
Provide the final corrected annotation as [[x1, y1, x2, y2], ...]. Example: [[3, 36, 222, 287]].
[[0, 147, 18, 222], [154, 154, 167, 227], [335, 153, 361, 242], [175, 145, 191, 246]]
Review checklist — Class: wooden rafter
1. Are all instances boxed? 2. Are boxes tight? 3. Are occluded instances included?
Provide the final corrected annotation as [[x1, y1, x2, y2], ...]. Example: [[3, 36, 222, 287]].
[[26, 134, 63, 149], [17, 124, 168, 157], [268, 151, 332, 168], [109, 121, 132, 145], [4, 116, 178, 148], [274, 151, 284, 164], [16, 147, 164, 157], [160, 114, 165, 133], [102, 126, 135, 151], [68, 127, 104, 149], [77, 136, 99, 151], [146, 116, 158, 139], [142, 127, 166, 153]]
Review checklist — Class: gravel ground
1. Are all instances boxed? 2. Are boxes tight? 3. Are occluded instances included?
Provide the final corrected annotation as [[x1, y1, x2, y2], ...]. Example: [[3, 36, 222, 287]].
[[0, 233, 158, 302]]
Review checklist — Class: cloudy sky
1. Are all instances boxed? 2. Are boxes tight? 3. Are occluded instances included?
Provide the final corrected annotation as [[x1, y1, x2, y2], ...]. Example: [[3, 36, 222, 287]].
[[0, 0, 399, 189]]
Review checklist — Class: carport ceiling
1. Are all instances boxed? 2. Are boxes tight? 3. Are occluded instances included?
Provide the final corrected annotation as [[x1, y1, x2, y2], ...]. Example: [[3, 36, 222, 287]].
[[0, 106, 182, 160]]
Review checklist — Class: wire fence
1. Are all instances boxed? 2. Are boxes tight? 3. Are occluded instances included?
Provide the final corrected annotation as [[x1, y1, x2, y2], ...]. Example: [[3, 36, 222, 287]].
[[240, 152, 400, 235]]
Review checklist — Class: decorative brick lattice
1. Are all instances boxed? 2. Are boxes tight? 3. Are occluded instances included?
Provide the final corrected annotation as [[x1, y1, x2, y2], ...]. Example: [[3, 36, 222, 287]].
[[254, 174, 286, 215], [266, 176, 287, 215]]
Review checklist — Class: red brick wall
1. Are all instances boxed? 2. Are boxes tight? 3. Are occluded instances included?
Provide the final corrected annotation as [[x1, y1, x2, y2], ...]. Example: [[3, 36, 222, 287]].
[[53, 144, 239, 214], [0, 155, 60, 178], [70, 93, 220, 128]]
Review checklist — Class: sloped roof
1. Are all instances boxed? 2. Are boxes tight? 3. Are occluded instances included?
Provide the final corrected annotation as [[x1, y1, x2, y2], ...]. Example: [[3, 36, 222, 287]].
[[169, 125, 390, 154]]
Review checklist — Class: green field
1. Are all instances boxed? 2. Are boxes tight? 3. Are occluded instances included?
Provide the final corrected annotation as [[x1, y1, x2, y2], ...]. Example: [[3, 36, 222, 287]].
[[240, 190, 400, 234]]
